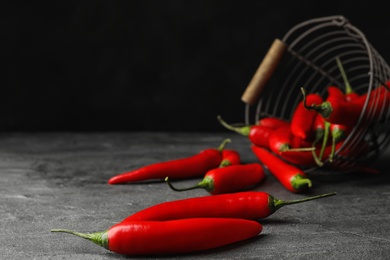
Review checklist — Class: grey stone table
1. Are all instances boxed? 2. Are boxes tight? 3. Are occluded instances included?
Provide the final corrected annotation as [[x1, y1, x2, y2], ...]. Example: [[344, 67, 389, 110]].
[[1, 132, 390, 260]]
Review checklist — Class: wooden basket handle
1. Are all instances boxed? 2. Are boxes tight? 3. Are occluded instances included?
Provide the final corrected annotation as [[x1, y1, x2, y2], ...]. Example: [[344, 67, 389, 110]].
[[241, 38, 287, 105]]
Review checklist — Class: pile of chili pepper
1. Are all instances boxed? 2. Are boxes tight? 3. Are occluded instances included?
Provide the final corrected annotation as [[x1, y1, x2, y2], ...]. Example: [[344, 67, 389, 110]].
[[218, 57, 390, 192], [52, 57, 390, 256], [51, 136, 338, 256]]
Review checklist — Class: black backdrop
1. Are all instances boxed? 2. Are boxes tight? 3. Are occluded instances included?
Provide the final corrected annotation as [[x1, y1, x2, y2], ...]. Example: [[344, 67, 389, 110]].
[[2, 0, 390, 132]]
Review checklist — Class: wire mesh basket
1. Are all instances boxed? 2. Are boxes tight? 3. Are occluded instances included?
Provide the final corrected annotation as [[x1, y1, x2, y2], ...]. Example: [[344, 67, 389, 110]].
[[241, 15, 390, 172]]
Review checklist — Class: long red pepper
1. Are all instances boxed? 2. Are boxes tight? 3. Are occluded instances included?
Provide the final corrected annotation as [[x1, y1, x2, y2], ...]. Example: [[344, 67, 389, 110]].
[[121, 191, 336, 222], [267, 125, 316, 166], [51, 218, 262, 256], [251, 145, 312, 192], [290, 92, 323, 140], [217, 115, 274, 148], [165, 163, 265, 195], [301, 88, 362, 126], [268, 125, 313, 152], [108, 139, 230, 184], [258, 116, 290, 129]]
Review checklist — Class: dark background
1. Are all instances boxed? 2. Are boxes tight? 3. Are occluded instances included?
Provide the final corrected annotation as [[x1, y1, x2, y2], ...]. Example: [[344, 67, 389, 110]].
[[2, 0, 390, 132]]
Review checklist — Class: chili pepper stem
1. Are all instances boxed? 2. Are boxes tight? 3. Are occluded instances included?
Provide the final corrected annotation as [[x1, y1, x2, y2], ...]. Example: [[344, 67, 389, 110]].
[[217, 115, 250, 136], [282, 147, 316, 152], [165, 177, 213, 192], [311, 149, 324, 167], [270, 192, 337, 212], [51, 229, 108, 249], [301, 88, 333, 118], [291, 174, 312, 190], [217, 138, 232, 152], [319, 121, 331, 160], [335, 56, 354, 95]]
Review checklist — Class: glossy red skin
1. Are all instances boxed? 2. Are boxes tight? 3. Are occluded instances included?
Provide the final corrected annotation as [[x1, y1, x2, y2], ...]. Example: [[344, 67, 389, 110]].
[[312, 114, 327, 143], [206, 163, 265, 195], [251, 145, 309, 192], [248, 125, 274, 148], [324, 96, 362, 126], [291, 93, 323, 140], [122, 191, 273, 222], [327, 86, 346, 100], [345, 92, 360, 102], [220, 149, 241, 166], [108, 219, 262, 255], [108, 149, 222, 184], [268, 125, 308, 152], [355, 86, 390, 121], [268, 125, 292, 152], [330, 123, 352, 141], [258, 117, 290, 129]]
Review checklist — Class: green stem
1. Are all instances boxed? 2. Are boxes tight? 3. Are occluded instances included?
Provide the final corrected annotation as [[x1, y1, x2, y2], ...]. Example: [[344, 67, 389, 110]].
[[301, 88, 333, 118], [217, 138, 231, 152], [319, 121, 331, 160], [283, 147, 316, 152], [51, 229, 108, 249], [165, 177, 214, 192], [311, 149, 324, 167], [217, 115, 250, 136], [335, 56, 354, 95], [291, 174, 312, 191], [270, 192, 337, 211]]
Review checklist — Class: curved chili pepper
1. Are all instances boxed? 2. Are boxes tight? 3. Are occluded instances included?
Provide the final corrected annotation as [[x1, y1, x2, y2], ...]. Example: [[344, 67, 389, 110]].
[[217, 115, 274, 148], [301, 87, 362, 126], [165, 163, 265, 195], [290, 91, 323, 140], [220, 149, 241, 167], [266, 125, 317, 166], [51, 218, 262, 256], [108, 139, 230, 184], [268, 125, 314, 153], [258, 116, 290, 129], [121, 191, 336, 222], [251, 145, 312, 192]]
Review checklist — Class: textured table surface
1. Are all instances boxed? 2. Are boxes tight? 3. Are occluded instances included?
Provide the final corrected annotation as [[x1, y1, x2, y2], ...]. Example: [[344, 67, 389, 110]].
[[1, 132, 390, 260]]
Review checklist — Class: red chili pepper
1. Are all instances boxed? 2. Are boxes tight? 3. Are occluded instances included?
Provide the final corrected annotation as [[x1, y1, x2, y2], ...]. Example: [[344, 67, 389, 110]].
[[266, 125, 317, 166], [301, 88, 362, 126], [220, 149, 241, 167], [312, 114, 327, 146], [290, 91, 323, 140], [122, 191, 336, 222], [251, 145, 312, 192], [327, 85, 346, 101], [355, 85, 390, 121], [217, 115, 274, 148], [258, 116, 290, 129], [329, 123, 352, 162], [165, 163, 265, 195], [51, 218, 262, 256], [269, 125, 314, 152], [108, 139, 230, 184]]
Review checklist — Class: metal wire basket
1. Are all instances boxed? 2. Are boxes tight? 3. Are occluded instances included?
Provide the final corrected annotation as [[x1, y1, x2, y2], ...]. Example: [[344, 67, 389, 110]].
[[241, 15, 390, 172]]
